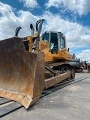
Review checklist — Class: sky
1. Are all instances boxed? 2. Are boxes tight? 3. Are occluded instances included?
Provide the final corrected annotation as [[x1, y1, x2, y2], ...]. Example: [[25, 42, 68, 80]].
[[0, 0, 90, 62]]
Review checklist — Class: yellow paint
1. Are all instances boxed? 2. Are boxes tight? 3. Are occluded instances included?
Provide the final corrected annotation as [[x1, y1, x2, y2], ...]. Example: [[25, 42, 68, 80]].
[[22, 35, 73, 62]]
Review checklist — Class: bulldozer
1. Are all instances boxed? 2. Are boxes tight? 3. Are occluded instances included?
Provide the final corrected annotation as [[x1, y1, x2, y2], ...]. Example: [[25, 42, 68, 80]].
[[0, 19, 75, 109]]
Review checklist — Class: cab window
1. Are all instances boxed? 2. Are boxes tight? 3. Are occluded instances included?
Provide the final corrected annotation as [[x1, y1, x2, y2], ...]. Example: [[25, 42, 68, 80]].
[[60, 37, 65, 49], [50, 33, 58, 53], [42, 33, 49, 42]]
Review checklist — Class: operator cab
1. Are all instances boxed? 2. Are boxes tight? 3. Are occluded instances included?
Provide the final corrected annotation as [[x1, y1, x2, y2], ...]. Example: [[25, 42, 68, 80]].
[[42, 31, 66, 53]]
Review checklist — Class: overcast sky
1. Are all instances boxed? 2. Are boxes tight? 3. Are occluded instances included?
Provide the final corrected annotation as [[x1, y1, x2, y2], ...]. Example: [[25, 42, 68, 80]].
[[0, 0, 90, 62]]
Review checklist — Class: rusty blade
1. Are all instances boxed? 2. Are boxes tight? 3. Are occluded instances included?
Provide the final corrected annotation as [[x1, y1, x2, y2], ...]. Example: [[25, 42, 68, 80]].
[[0, 37, 45, 109]]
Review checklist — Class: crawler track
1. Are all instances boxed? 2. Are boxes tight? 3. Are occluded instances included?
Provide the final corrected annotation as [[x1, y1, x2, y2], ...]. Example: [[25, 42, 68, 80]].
[[0, 75, 89, 118]]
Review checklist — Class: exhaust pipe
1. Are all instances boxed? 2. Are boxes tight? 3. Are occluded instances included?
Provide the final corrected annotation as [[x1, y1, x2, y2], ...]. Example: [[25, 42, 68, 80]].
[[15, 26, 22, 37], [32, 19, 44, 52], [30, 24, 34, 36]]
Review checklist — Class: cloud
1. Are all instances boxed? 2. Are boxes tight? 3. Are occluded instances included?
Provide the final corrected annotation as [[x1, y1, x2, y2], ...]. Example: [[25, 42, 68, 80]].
[[42, 11, 90, 48], [0, 2, 90, 48], [77, 49, 90, 62], [0, 1, 13, 16], [0, 2, 90, 61], [18, 0, 38, 8], [45, 0, 90, 15], [0, 2, 38, 39]]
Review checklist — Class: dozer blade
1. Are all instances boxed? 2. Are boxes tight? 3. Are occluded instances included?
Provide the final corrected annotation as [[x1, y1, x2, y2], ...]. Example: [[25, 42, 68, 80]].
[[0, 37, 45, 109]]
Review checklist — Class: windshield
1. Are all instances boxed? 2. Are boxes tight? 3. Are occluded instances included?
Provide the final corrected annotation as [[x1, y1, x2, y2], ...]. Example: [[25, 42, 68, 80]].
[[50, 33, 58, 53], [42, 32, 58, 53]]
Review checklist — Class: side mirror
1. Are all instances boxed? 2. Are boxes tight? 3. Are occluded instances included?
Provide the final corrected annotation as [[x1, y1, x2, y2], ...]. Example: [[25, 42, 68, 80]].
[[68, 48, 69, 52]]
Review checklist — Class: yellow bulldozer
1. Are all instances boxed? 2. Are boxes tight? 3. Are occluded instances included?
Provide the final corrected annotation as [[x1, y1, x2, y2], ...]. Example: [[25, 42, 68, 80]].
[[0, 19, 75, 109]]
